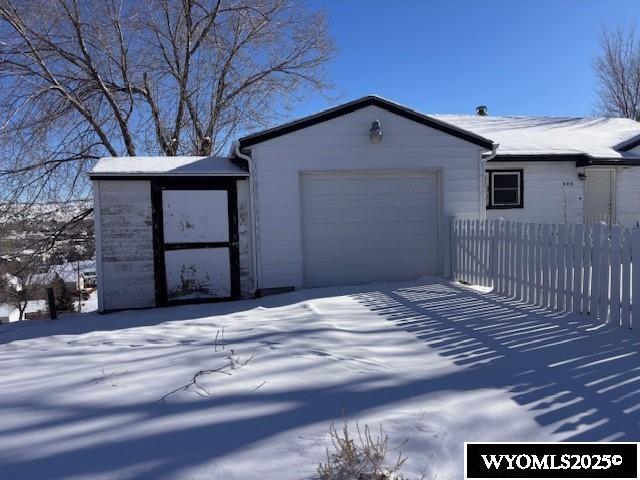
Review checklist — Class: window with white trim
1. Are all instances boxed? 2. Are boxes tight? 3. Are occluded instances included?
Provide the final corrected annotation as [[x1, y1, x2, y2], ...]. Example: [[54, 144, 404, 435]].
[[486, 170, 523, 208]]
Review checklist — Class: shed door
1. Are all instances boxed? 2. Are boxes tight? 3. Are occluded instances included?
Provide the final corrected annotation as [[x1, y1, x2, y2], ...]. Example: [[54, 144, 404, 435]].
[[152, 180, 240, 305], [301, 172, 440, 287]]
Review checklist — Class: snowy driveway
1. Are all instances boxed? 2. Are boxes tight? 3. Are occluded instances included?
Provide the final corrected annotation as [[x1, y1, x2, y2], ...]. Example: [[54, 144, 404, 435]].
[[1, 278, 640, 479]]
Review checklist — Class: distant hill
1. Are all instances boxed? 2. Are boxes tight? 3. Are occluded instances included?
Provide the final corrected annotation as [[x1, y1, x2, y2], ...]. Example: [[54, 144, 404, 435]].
[[0, 200, 93, 224], [0, 200, 94, 260]]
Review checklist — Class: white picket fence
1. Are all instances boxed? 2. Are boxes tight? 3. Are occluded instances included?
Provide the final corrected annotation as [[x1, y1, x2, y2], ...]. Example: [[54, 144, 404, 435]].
[[451, 218, 640, 327]]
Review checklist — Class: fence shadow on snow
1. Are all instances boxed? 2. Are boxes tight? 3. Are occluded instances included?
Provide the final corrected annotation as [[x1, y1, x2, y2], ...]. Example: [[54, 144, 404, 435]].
[[351, 281, 640, 441], [1, 278, 639, 478]]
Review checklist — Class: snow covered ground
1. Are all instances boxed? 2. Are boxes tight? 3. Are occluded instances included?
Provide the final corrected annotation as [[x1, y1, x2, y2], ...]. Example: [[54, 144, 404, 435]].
[[1, 277, 639, 480], [77, 290, 98, 313]]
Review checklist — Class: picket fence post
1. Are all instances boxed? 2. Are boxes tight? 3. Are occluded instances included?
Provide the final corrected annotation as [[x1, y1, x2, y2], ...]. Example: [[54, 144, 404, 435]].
[[591, 223, 603, 318], [610, 226, 622, 326], [621, 229, 632, 328], [583, 226, 593, 315], [557, 224, 567, 311], [632, 228, 640, 329], [451, 217, 457, 281], [598, 225, 611, 322], [564, 224, 574, 310], [572, 224, 584, 314]]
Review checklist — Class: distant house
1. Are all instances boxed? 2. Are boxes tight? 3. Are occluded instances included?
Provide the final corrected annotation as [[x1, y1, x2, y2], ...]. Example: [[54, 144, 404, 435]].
[[0, 300, 47, 323], [0, 303, 10, 323], [30, 260, 97, 290], [2, 273, 22, 291], [78, 270, 96, 290], [89, 95, 640, 312]]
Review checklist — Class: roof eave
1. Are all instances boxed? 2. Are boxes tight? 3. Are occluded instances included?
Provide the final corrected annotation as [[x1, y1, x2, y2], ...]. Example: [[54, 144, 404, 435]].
[[614, 133, 640, 152], [579, 158, 640, 167], [491, 153, 640, 167]]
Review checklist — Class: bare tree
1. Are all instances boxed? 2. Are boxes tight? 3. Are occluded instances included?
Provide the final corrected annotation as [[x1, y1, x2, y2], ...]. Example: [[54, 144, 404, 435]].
[[4, 268, 38, 320], [594, 25, 640, 120], [0, 0, 333, 258]]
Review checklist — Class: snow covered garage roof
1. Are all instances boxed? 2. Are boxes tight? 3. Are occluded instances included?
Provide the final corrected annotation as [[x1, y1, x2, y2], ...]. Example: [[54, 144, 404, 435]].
[[433, 114, 640, 164], [236, 95, 640, 165], [238, 95, 496, 150], [90, 156, 248, 178]]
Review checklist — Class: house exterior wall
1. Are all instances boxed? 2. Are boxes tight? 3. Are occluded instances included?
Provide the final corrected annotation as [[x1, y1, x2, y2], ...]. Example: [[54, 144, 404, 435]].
[[94, 178, 253, 311], [485, 161, 584, 224], [616, 166, 640, 228], [249, 105, 487, 289]]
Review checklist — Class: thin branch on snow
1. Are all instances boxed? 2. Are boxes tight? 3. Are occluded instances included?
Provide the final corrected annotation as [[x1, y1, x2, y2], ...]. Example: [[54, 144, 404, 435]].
[[213, 326, 226, 352], [252, 380, 268, 392], [160, 366, 232, 402], [160, 339, 257, 402]]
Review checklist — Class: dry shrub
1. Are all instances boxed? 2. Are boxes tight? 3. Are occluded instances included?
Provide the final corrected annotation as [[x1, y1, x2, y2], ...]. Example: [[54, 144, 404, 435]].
[[317, 420, 410, 480]]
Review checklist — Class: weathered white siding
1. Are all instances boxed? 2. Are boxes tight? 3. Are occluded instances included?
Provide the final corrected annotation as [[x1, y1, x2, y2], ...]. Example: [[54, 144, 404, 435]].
[[250, 105, 487, 289], [616, 166, 640, 228], [237, 179, 254, 297], [94, 180, 155, 311], [485, 162, 584, 224]]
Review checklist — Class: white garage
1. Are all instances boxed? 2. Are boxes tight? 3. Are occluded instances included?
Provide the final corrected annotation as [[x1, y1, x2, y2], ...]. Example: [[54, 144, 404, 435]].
[[238, 95, 494, 292], [301, 171, 440, 287]]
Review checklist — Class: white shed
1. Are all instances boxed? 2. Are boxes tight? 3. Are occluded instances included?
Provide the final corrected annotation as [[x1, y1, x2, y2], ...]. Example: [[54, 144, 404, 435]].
[[90, 156, 251, 312]]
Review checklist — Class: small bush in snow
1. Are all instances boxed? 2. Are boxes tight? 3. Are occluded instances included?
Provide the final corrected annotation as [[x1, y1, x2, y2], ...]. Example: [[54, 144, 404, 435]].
[[317, 420, 409, 480]]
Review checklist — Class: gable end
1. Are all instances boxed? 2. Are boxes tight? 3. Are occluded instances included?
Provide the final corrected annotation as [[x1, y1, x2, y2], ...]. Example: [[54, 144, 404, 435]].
[[238, 96, 495, 150]]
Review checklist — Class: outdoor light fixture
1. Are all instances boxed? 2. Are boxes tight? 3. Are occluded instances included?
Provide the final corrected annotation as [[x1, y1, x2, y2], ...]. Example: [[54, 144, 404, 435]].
[[369, 119, 382, 143]]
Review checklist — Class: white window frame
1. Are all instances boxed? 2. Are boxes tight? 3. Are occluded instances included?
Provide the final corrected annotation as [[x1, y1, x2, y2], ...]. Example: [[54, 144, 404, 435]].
[[487, 170, 523, 209]]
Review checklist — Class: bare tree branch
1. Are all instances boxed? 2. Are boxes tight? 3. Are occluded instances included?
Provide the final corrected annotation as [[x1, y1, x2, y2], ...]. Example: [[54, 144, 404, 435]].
[[594, 25, 640, 120], [0, 0, 334, 263]]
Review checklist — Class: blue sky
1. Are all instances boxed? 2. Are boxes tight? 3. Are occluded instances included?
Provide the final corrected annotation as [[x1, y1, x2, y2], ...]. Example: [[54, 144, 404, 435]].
[[292, 0, 640, 119]]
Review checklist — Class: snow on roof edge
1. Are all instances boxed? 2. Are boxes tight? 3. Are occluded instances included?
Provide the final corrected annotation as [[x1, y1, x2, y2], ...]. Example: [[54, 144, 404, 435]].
[[433, 114, 640, 159], [90, 156, 249, 176]]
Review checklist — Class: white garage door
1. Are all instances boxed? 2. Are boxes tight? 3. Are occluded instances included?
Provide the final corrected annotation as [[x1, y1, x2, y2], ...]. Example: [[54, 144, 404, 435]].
[[301, 172, 440, 287]]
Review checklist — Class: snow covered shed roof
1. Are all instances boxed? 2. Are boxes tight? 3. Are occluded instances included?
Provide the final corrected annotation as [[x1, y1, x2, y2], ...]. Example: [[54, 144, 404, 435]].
[[433, 115, 640, 164], [90, 156, 248, 178]]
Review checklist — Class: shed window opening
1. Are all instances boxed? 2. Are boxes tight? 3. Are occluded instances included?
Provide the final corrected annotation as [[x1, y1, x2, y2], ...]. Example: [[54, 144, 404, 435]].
[[487, 170, 522, 208]]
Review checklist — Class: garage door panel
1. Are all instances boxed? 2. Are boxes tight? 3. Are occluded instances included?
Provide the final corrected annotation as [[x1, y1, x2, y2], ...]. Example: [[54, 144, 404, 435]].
[[371, 179, 406, 193], [302, 172, 439, 287]]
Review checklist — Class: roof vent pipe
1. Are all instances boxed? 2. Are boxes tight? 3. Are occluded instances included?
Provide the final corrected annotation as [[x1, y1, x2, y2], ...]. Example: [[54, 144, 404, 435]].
[[475, 105, 488, 116]]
